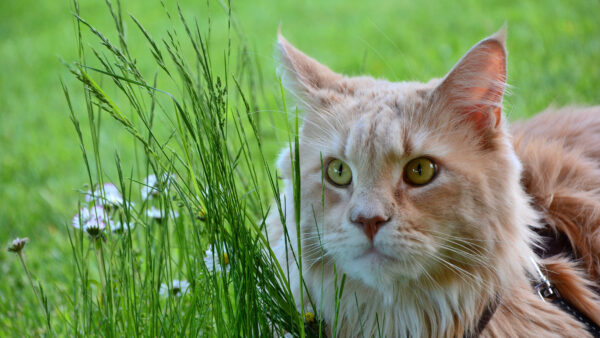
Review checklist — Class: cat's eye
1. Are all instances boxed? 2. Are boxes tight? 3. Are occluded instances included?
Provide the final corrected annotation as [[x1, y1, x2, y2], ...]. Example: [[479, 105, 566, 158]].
[[326, 159, 352, 187], [404, 157, 437, 186]]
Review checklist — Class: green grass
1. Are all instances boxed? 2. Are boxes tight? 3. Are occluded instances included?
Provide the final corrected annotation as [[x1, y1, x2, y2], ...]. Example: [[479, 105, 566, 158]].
[[0, 0, 598, 336]]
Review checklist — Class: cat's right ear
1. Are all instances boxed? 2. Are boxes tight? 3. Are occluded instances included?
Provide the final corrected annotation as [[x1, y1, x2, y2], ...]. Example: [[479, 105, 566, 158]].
[[277, 30, 344, 106], [433, 28, 508, 131]]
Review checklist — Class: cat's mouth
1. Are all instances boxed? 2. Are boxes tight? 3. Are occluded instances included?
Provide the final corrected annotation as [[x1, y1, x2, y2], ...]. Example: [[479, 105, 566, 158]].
[[358, 246, 399, 262]]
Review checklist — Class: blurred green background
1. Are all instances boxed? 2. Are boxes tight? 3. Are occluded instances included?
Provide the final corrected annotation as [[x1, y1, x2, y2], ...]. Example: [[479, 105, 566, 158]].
[[0, 0, 598, 332]]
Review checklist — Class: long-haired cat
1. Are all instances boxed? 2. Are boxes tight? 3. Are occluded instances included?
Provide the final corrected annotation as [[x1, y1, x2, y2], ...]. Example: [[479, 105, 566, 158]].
[[267, 28, 600, 337]]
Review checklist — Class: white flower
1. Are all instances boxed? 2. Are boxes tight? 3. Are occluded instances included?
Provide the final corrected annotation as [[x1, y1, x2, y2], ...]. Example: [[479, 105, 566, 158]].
[[146, 206, 179, 221], [204, 245, 230, 273], [73, 208, 90, 229], [72, 206, 108, 238], [72, 206, 103, 229], [159, 284, 168, 297], [109, 220, 135, 233], [84, 221, 106, 238], [141, 173, 176, 200], [141, 175, 157, 200], [8, 237, 29, 253], [86, 183, 123, 208], [123, 201, 136, 209], [159, 279, 190, 297]]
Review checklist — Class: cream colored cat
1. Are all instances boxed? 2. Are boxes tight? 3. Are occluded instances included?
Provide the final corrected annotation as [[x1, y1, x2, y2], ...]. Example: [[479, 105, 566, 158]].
[[267, 28, 600, 337]]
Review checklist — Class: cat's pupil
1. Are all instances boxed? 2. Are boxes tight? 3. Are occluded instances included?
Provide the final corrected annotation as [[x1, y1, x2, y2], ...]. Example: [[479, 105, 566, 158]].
[[337, 163, 343, 176], [417, 163, 422, 175]]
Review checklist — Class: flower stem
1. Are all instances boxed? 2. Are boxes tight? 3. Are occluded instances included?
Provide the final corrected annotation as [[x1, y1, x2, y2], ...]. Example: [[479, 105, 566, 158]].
[[93, 239, 106, 290], [17, 252, 49, 328]]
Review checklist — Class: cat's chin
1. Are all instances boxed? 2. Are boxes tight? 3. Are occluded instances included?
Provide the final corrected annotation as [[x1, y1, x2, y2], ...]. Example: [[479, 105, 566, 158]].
[[339, 248, 425, 290]]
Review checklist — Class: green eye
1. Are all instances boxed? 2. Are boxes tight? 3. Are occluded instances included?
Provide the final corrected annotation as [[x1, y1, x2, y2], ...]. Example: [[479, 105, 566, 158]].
[[404, 157, 437, 186], [326, 159, 352, 186]]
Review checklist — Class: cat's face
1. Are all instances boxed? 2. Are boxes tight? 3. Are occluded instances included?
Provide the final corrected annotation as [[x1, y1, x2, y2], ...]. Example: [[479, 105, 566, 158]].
[[278, 31, 526, 291]]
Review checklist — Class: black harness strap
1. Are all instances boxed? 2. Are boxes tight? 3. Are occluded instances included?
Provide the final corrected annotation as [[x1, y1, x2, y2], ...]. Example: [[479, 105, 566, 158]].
[[467, 226, 600, 337], [534, 226, 600, 337], [551, 297, 600, 337], [464, 295, 500, 338]]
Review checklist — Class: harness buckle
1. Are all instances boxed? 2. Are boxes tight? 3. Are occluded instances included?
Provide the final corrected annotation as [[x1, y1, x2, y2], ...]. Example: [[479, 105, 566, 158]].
[[534, 280, 560, 301], [530, 257, 560, 301]]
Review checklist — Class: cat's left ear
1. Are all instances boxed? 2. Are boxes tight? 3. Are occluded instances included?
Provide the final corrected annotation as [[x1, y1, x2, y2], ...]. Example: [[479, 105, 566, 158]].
[[277, 30, 344, 106], [434, 27, 507, 130]]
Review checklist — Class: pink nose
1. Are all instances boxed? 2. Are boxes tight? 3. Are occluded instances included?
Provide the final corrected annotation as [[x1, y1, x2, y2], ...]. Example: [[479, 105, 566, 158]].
[[352, 215, 390, 241]]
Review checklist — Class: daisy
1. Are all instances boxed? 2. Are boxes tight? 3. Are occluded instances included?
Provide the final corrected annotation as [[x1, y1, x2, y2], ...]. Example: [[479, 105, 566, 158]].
[[204, 245, 230, 273], [72, 206, 104, 229], [122, 200, 136, 209], [146, 206, 179, 221], [109, 220, 135, 233], [141, 173, 176, 200], [304, 312, 316, 324], [159, 279, 190, 297], [86, 183, 123, 208], [72, 207, 90, 229], [84, 221, 106, 238], [72, 206, 108, 238], [8, 237, 29, 253], [141, 174, 157, 200]]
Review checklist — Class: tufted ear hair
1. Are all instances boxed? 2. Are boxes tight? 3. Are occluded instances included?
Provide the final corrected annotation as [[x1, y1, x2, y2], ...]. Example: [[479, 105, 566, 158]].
[[277, 30, 344, 106], [434, 27, 508, 131]]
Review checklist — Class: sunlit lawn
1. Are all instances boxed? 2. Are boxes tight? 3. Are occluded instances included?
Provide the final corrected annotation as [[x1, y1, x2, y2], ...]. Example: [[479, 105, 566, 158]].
[[0, 0, 598, 335]]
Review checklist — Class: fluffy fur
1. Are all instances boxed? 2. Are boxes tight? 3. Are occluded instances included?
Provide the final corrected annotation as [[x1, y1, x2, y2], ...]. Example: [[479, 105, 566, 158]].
[[267, 29, 600, 337]]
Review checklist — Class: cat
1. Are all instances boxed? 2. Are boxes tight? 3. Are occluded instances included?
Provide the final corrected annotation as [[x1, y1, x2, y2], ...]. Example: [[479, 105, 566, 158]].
[[267, 27, 600, 337]]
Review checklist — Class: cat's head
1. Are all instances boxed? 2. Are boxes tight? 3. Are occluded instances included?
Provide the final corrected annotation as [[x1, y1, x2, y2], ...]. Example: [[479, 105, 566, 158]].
[[277, 29, 535, 292]]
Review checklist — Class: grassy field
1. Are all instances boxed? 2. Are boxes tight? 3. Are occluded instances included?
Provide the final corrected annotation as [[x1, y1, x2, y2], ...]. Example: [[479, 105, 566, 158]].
[[0, 0, 598, 336]]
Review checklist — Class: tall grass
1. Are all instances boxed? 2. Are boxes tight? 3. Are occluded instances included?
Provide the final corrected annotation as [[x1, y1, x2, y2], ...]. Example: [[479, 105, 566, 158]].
[[62, 0, 319, 336]]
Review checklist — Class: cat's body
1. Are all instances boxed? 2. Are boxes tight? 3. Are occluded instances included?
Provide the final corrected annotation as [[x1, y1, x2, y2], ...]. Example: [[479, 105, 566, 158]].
[[267, 30, 600, 337]]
